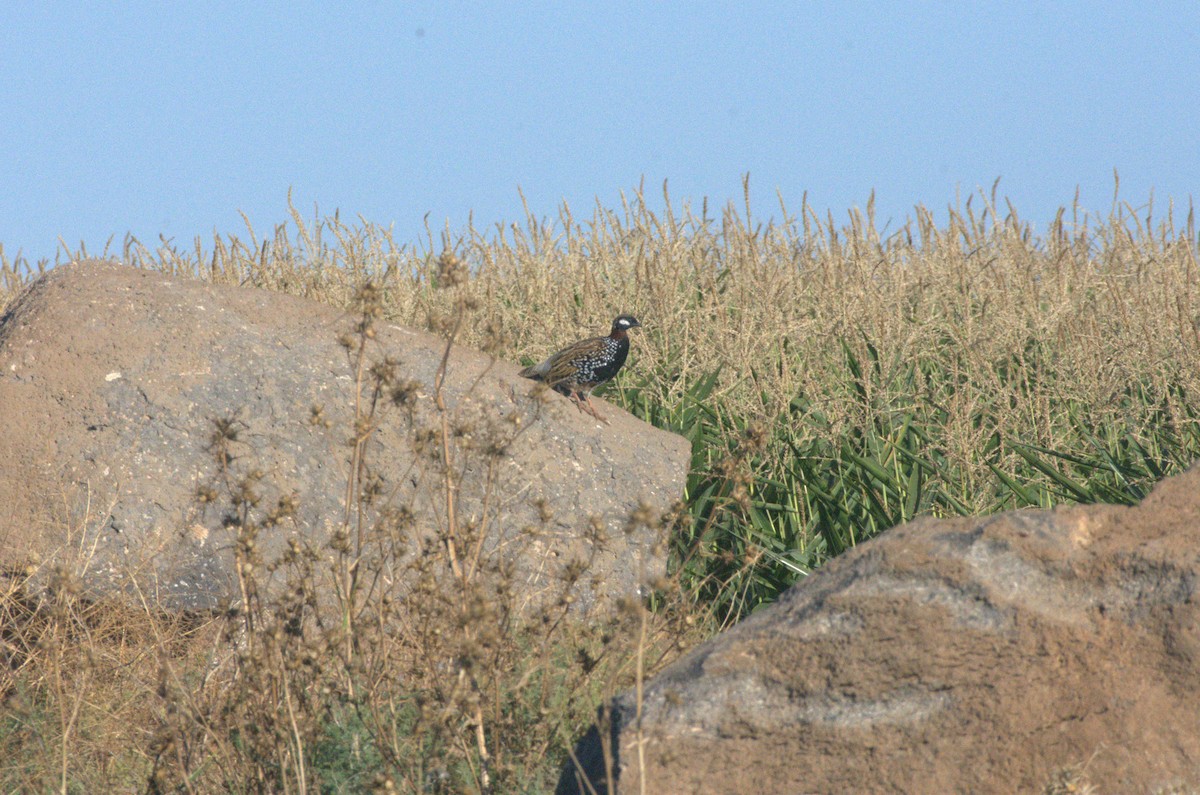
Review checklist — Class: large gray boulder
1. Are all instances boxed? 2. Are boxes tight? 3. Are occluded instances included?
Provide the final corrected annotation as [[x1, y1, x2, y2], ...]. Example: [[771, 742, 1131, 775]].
[[0, 260, 688, 612], [560, 467, 1200, 794]]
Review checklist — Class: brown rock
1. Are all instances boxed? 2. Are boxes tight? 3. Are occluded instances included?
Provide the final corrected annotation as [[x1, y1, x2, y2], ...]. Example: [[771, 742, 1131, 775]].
[[560, 467, 1200, 794], [0, 260, 688, 612]]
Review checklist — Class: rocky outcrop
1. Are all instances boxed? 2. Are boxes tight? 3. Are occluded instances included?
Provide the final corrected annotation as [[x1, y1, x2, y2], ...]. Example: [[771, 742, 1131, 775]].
[[0, 260, 688, 612], [560, 467, 1200, 794]]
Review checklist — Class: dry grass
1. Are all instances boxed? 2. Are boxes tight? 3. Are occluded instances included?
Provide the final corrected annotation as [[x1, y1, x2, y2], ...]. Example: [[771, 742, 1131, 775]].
[[12, 182, 1199, 477], [6, 185, 1200, 484]]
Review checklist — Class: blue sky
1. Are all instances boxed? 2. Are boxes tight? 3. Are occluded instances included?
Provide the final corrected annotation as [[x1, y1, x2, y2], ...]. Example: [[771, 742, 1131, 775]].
[[2, 2, 1198, 265]]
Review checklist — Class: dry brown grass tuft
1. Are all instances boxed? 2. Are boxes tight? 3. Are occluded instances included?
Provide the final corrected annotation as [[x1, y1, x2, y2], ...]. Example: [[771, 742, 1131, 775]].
[[0, 565, 220, 792]]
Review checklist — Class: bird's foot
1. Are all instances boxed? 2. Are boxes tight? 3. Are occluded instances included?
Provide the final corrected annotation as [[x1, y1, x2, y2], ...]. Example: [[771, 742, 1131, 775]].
[[583, 395, 608, 424]]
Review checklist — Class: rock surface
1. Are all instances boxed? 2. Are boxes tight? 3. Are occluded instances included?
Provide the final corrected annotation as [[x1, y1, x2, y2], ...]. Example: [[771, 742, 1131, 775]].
[[0, 260, 688, 611], [560, 467, 1200, 794]]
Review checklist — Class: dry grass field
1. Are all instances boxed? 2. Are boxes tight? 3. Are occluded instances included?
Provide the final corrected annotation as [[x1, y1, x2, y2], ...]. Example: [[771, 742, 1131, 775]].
[[2, 184, 1199, 792]]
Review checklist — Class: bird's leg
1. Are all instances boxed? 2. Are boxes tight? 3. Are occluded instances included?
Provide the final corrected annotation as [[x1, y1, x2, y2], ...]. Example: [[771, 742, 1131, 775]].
[[583, 393, 608, 423], [568, 390, 588, 414]]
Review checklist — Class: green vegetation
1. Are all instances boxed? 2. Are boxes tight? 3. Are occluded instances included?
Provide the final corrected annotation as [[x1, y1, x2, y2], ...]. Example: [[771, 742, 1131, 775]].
[[2, 183, 1200, 791]]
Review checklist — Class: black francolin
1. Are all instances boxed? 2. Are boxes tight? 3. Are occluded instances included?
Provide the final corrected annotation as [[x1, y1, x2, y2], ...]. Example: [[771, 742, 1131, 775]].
[[519, 315, 641, 422]]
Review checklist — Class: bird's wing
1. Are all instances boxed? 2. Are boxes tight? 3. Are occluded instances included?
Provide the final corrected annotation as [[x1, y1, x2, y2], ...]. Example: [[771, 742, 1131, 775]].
[[536, 336, 608, 386]]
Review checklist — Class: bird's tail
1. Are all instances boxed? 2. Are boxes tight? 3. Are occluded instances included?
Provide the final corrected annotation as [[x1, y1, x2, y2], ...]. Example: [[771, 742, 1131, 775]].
[[519, 358, 552, 380]]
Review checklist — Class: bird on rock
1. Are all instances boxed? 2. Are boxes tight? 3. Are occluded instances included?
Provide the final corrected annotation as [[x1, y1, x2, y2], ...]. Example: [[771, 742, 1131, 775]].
[[519, 315, 641, 422]]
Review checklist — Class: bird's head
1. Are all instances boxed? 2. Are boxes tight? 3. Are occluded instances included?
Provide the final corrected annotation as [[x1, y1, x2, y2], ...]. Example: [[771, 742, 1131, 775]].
[[610, 315, 641, 338]]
